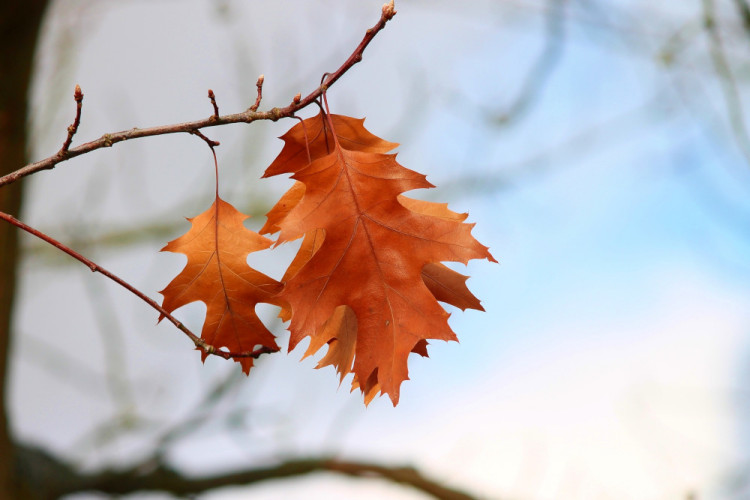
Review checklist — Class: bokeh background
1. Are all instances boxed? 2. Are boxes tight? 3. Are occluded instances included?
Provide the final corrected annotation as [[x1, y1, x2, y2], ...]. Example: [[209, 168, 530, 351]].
[[8, 0, 750, 498]]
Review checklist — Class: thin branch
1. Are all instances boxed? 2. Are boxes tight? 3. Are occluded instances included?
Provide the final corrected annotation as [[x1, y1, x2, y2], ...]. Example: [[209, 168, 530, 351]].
[[81, 273, 136, 416], [489, 0, 566, 126], [702, 0, 750, 165], [207, 89, 220, 119], [150, 370, 245, 458], [59, 84, 84, 154], [732, 0, 750, 34], [0, 2, 396, 188], [250, 74, 264, 112], [0, 211, 274, 362], [19, 333, 109, 398]]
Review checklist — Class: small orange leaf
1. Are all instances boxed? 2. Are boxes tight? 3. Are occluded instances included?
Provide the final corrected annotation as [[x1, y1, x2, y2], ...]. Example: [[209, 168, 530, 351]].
[[160, 197, 282, 373]]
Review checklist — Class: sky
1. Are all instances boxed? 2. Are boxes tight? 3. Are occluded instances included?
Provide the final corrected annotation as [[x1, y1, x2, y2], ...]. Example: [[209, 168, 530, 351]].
[[9, 0, 750, 499]]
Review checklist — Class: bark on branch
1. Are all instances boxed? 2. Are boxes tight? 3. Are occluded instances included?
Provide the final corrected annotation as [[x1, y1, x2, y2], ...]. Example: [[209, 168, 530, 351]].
[[0, 0, 397, 189]]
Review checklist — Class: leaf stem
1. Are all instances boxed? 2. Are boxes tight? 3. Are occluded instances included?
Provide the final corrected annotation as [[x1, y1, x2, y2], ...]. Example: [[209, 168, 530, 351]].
[[321, 90, 341, 150], [293, 116, 313, 165]]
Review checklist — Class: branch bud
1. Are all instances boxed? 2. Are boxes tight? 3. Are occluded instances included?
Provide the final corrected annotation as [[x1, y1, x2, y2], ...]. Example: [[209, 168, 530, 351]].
[[382, 0, 396, 19]]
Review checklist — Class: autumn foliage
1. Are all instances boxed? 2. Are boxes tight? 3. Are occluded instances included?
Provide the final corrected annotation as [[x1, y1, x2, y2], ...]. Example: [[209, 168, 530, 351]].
[[159, 198, 282, 374], [160, 111, 496, 405]]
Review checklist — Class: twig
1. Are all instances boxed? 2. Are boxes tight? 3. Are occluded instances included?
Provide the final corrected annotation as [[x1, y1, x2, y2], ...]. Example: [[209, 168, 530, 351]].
[[489, 0, 565, 126], [150, 370, 244, 458], [19, 333, 109, 397], [81, 274, 136, 416], [249, 74, 264, 112], [0, 2, 396, 188], [702, 0, 750, 165], [59, 84, 84, 154], [189, 129, 220, 148], [732, 0, 750, 34], [0, 210, 276, 362], [207, 89, 219, 119]]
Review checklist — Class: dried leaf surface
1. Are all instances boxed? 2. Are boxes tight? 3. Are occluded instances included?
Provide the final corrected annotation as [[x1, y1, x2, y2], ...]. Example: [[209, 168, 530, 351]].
[[160, 197, 282, 373], [263, 113, 496, 404]]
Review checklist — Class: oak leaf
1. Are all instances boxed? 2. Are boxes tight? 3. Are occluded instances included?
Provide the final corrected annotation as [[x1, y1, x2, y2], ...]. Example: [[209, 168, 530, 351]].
[[263, 113, 496, 405], [160, 197, 282, 373], [263, 181, 484, 314]]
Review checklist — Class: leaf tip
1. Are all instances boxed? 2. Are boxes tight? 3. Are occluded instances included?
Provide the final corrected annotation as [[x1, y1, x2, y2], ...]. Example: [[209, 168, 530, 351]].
[[485, 248, 498, 264], [238, 358, 253, 375]]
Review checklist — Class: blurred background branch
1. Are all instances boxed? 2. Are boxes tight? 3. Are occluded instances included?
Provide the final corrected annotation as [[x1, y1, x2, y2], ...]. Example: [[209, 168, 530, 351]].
[[15, 445, 477, 500]]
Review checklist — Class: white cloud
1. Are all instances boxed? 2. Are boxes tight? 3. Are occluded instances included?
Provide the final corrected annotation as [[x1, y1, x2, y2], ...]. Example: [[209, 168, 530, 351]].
[[379, 266, 750, 499]]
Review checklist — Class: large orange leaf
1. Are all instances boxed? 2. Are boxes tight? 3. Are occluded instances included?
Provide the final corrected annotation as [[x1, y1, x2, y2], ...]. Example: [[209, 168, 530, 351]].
[[160, 197, 282, 373], [263, 113, 398, 178], [264, 182, 484, 315], [261, 114, 485, 315], [263, 113, 496, 405]]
